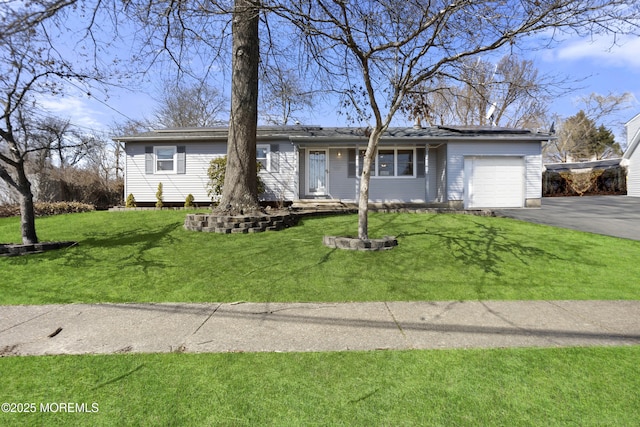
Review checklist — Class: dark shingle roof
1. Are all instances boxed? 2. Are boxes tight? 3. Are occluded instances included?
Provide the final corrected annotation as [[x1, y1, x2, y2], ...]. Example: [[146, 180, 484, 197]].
[[116, 125, 552, 143], [544, 158, 623, 172]]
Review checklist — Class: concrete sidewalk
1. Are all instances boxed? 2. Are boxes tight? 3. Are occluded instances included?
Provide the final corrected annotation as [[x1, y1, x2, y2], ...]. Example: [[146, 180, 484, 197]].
[[1, 301, 639, 356]]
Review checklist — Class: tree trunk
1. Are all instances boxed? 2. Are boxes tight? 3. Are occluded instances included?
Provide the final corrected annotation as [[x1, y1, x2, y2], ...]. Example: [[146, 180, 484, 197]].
[[357, 127, 383, 240], [17, 163, 38, 244], [217, 0, 260, 214]]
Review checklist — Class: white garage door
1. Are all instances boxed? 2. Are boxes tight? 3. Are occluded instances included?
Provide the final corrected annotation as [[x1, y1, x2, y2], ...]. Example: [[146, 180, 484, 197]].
[[464, 156, 524, 208]]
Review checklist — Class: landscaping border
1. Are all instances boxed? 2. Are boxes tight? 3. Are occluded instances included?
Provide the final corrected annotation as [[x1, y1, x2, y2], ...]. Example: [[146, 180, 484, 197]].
[[184, 212, 299, 233], [322, 235, 398, 251], [0, 241, 78, 257]]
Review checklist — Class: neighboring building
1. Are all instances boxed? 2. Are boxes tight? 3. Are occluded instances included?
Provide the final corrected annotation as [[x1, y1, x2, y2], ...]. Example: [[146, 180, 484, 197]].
[[623, 113, 640, 197], [543, 158, 626, 197], [115, 125, 551, 209]]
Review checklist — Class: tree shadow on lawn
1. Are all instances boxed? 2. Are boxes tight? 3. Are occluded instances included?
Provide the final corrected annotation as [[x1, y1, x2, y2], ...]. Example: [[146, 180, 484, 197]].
[[60, 223, 182, 273], [78, 222, 181, 249], [398, 217, 564, 276]]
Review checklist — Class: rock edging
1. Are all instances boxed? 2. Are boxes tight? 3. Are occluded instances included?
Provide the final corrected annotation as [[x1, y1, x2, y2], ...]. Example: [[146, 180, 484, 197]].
[[323, 235, 398, 251], [0, 241, 78, 257], [184, 213, 299, 233]]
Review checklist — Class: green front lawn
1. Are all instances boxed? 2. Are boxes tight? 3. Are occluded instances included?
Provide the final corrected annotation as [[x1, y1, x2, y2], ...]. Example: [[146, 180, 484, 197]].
[[1, 347, 639, 426], [2, 211, 639, 426], [1, 210, 639, 305]]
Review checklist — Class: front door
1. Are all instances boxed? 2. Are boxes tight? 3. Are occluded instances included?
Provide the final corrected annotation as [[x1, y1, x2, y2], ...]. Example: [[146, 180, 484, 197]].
[[308, 149, 328, 196]]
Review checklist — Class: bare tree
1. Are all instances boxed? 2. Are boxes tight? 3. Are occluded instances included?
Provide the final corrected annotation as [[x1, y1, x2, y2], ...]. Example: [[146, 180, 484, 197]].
[[33, 117, 100, 169], [578, 92, 635, 142], [267, 0, 639, 239], [217, 0, 261, 213], [547, 109, 623, 162], [554, 110, 599, 162], [260, 65, 314, 125], [1, 33, 68, 243], [120, 1, 321, 213], [580, 92, 635, 124], [545, 92, 633, 162], [404, 55, 554, 128], [121, 0, 267, 213], [153, 82, 227, 128], [491, 56, 553, 129], [0, 1, 116, 243], [110, 119, 150, 181]]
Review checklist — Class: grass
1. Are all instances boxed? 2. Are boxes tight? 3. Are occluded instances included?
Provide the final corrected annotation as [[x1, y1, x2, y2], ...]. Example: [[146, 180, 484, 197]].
[[1, 211, 639, 425], [1, 209, 640, 305], [0, 347, 639, 426]]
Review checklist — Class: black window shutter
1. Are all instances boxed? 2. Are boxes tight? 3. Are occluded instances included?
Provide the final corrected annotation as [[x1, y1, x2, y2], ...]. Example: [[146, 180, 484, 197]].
[[416, 147, 425, 177], [145, 146, 153, 174], [177, 146, 186, 174], [347, 149, 356, 177]]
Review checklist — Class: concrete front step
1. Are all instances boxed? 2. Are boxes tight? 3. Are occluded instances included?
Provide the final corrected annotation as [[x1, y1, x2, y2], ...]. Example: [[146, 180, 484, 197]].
[[291, 199, 456, 212], [291, 199, 356, 211]]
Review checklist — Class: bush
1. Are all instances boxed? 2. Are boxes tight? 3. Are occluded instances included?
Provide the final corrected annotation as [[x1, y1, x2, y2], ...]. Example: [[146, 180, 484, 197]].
[[184, 194, 195, 208], [543, 166, 627, 197], [0, 204, 18, 218], [36, 167, 123, 209], [207, 157, 227, 200], [155, 183, 164, 209], [207, 156, 265, 201], [0, 202, 95, 218], [125, 193, 136, 208]]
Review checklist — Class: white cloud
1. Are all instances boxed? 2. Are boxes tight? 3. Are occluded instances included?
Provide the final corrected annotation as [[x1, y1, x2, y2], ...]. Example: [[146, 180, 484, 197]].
[[37, 94, 107, 131], [547, 35, 640, 70]]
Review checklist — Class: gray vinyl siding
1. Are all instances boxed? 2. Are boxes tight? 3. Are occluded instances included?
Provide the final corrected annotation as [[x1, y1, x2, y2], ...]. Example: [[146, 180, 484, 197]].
[[426, 147, 437, 202], [436, 145, 447, 203], [259, 144, 298, 201], [366, 177, 426, 202], [426, 145, 447, 203], [627, 114, 640, 146], [525, 153, 543, 199], [447, 141, 541, 203], [123, 130, 544, 206], [357, 147, 427, 202], [127, 142, 298, 203], [628, 150, 640, 197], [297, 147, 426, 201], [125, 142, 226, 203], [626, 116, 640, 197], [329, 149, 357, 200], [297, 148, 356, 199]]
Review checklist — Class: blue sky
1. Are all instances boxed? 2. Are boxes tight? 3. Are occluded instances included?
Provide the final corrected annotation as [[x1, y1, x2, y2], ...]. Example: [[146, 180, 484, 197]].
[[40, 31, 640, 147], [534, 33, 640, 136]]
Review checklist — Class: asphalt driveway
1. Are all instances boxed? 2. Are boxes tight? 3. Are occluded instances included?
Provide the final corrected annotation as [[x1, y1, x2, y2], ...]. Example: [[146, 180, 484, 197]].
[[495, 195, 640, 241]]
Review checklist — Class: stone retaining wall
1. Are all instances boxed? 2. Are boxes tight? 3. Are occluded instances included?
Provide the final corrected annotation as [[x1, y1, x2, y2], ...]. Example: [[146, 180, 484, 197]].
[[0, 241, 77, 256], [184, 213, 299, 234]]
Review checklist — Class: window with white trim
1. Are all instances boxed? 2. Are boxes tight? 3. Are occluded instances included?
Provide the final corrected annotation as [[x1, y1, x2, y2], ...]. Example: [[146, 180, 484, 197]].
[[348, 148, 416, 178], [377, 149, 395, 176], [155, 146, 176, 173], [257, 144, 270, 171], [397, 149, 414, 176]]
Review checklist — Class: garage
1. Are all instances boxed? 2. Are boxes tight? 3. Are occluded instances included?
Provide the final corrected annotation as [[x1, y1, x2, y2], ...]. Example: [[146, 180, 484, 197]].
[[464, 156, 525, 208]]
